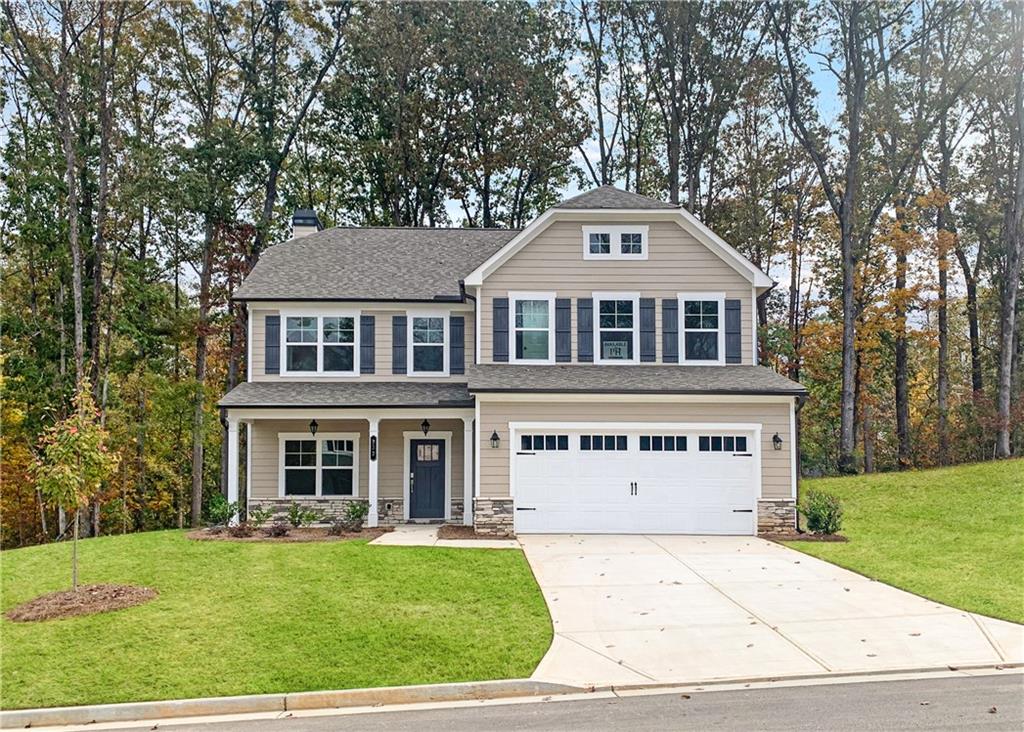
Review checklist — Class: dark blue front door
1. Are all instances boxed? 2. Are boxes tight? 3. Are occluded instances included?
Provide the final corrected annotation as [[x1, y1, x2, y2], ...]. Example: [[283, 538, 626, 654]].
[[410, 440, 445, 519]]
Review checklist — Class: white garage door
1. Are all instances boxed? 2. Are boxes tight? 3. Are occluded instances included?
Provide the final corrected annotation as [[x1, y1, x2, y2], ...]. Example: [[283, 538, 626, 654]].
[[513, 427, 758, 535]]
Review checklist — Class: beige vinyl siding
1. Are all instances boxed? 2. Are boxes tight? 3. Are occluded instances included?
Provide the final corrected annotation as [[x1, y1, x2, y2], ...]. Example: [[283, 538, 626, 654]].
[[479, 219, 754, 364], [249, 418, 464, 501], [477, 400, 793, 501], [250, 307, 474, 382]]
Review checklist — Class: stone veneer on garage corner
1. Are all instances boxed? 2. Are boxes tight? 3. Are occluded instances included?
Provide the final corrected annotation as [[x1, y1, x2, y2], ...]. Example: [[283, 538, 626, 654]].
[[757, 499, 797, 534], [473, 498, 515, 537]]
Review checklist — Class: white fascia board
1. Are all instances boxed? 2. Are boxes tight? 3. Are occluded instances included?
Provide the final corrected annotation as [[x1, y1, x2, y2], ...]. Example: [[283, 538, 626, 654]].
[[245, 300, 473, 312], [225, 407, 475, 422], [473, 393, 798, 404], [463, 207, 774, 290]]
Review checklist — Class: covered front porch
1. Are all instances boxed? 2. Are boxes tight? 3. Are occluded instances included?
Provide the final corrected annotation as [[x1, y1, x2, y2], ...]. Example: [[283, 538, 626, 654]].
[[219, 382, 476, 528]]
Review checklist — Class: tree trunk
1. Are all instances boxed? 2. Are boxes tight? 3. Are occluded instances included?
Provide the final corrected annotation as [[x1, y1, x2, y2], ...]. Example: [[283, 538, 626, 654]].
[[955, 246, 984, 395], [72, 508, 79, 591], [894, 206, 911, 470], [190, 219, 215, 527]]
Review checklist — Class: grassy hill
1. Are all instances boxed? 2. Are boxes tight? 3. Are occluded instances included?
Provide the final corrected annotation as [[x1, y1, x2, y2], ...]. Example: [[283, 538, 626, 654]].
[[786, 459, 1024, 624]]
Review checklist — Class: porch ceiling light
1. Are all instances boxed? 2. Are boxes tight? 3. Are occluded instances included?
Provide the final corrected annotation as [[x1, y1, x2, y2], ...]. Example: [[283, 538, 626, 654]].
[[309, 419, 319, 437], [490, 430, 501, 449], [420, 419, 431, 436], [772, 432, 783, 451]]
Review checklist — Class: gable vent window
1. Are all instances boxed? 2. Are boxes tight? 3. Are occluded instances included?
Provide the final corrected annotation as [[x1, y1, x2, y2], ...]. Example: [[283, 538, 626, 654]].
[[582, 226, 649, 260], [283, 314, 357, 374]]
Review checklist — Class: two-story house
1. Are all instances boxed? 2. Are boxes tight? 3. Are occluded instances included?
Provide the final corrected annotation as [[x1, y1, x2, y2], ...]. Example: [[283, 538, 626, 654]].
[[219, 187, 806, 536]]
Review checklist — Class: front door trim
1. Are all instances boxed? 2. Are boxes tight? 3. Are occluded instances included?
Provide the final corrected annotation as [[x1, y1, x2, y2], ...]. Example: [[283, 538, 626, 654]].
[[403, 430, 452, 521]]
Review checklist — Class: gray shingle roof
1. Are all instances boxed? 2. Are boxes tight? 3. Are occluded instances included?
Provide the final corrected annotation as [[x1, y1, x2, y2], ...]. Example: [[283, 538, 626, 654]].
[[235, 227, 518, 301], [219, 381, 474, 409], [555, 185, 678, 210], [466, 364, 806, 395]]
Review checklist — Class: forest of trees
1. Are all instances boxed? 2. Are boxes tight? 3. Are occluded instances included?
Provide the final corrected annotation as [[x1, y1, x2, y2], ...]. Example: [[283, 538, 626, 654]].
[[1, 0, 1021, 548]]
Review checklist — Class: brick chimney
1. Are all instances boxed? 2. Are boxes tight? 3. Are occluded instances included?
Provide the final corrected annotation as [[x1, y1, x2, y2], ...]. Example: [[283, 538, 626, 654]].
[[291, 208, 322, 239]]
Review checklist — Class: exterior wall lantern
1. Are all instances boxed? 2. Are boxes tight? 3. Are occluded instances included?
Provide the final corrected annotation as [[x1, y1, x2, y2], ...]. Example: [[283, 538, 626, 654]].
[[420, 419, 431, 436], [490, 430, 501, 449], [772, 432, 783, 451], [309, 419, 319, 437]]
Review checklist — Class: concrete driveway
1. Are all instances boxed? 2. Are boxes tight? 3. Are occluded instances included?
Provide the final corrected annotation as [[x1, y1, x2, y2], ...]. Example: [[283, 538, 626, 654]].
[[520, 535, 1024, 687]]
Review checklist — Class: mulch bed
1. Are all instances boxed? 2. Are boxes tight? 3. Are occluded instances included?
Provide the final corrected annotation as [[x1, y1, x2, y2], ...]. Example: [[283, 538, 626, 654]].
[[765, 532, 848, 542], [5, 584, 158, 623], [187, 527, 392, 543], [436, 524, 502, 540]]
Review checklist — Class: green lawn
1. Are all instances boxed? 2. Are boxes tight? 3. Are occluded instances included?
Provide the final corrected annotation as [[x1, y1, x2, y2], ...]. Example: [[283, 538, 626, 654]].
[[785, 459, 1024, 624], [0, 531, 552, 710]]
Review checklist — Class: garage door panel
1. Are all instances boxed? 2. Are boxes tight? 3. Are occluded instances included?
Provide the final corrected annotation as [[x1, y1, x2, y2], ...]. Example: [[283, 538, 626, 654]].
[[514, 427, 757, 535]]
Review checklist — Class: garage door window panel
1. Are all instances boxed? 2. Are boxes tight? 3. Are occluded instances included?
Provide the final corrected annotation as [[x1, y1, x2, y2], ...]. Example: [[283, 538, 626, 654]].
[[698, 435, 748, 453], [520, 434, 569, 452], [640, 435, 688, 452], [580, 435, 628, 451]]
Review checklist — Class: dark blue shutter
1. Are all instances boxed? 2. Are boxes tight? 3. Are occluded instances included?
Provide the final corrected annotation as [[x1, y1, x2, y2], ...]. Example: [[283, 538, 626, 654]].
[[555, 298, 571, 362], [392, 315, 407, 374], [450, 316, 465, 374], [662, 299, 678, 363], [492, 298, 509, 362], [360, 315, 375, 374], [264, 315, 280, 374], [640, 298, 656, 362], [577, 298, 593, 362], [725, 299, 742, 364]]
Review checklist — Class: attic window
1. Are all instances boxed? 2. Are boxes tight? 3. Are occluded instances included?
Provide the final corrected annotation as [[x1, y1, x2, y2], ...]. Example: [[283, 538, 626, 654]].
[[582, 226, 649, 260]]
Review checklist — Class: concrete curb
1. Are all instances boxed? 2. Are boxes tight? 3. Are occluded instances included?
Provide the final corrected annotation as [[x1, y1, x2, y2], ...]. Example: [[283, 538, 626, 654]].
[[0, 679, 582, 729]]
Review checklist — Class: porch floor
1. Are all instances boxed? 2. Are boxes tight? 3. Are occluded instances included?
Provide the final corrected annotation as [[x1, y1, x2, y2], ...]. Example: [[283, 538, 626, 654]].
[[370, 524, 519, 550]]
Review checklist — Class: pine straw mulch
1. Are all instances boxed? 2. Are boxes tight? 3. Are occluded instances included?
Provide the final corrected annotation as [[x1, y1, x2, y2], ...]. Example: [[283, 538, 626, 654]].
[[436, 524, 505, 540], [187, 526, 392, 543], [5, 584, 158, 623]]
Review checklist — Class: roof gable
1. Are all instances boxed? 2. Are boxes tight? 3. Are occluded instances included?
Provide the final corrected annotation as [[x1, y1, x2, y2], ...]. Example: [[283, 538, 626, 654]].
[[463, 187, 774, 289]]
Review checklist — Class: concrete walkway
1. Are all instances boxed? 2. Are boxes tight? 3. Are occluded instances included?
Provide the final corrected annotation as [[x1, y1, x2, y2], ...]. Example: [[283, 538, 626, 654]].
[[521, 534, 1024, 687], [369, 524, 519, 549]]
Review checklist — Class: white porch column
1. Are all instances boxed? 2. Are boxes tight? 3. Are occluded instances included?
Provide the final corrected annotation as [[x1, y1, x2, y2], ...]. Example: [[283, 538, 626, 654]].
[[226, 417, 240, 525], [368, 417, 380, 527], [462, 417, 474, 526]]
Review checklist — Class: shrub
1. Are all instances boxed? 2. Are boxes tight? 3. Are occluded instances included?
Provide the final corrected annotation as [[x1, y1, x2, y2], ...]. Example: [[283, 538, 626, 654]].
[[327, 502, 369, 535], [265, 518, 290, 537], [287, 502, 323, 528], [799, 489, 844, 535], [248, 507, 273, 528], [228, 522, 254, 538], [205, 495, 239, 527]]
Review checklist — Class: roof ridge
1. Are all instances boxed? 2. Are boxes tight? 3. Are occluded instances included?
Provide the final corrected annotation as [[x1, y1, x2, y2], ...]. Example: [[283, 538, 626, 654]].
[[317, 225, 521, 232], [555, 185, 678, 210]]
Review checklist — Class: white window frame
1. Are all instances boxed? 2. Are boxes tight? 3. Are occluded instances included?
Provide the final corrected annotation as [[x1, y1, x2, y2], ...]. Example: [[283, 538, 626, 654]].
[[280, 311, 360, 377], [678, 292, 726, 366], [582, 225, 649, 260], [278, 432, 360, 498], [407, 311, 450, 377], [593, 291, 641, 365], [509, 291, 556, 365]]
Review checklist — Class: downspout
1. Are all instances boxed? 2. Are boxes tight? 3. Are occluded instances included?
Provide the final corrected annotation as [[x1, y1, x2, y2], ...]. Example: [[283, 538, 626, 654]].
[[795, 394, 807, 533]]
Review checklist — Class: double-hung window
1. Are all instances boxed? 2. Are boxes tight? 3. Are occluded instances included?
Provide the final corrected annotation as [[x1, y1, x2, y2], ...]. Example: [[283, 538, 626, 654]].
[[280, 434, 358, 497], [594, 292, 639, 363], [408, 314, 448, 375], [679, 293, 725, 364], [283, 314, 358, 374], [582, 225, 648, 260], [510, 292, 554, 363]]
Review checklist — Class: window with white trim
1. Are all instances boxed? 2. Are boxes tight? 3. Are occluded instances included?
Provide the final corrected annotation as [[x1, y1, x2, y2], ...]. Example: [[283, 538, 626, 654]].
[[595, 294, 638, 362], [582, 226, 649, 260], [510, 293, 554, 362], [283, 315, 357, 374], [409, 314, 447, 375], [281, 435, 358, 497], [679, 294, 724, 364]]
